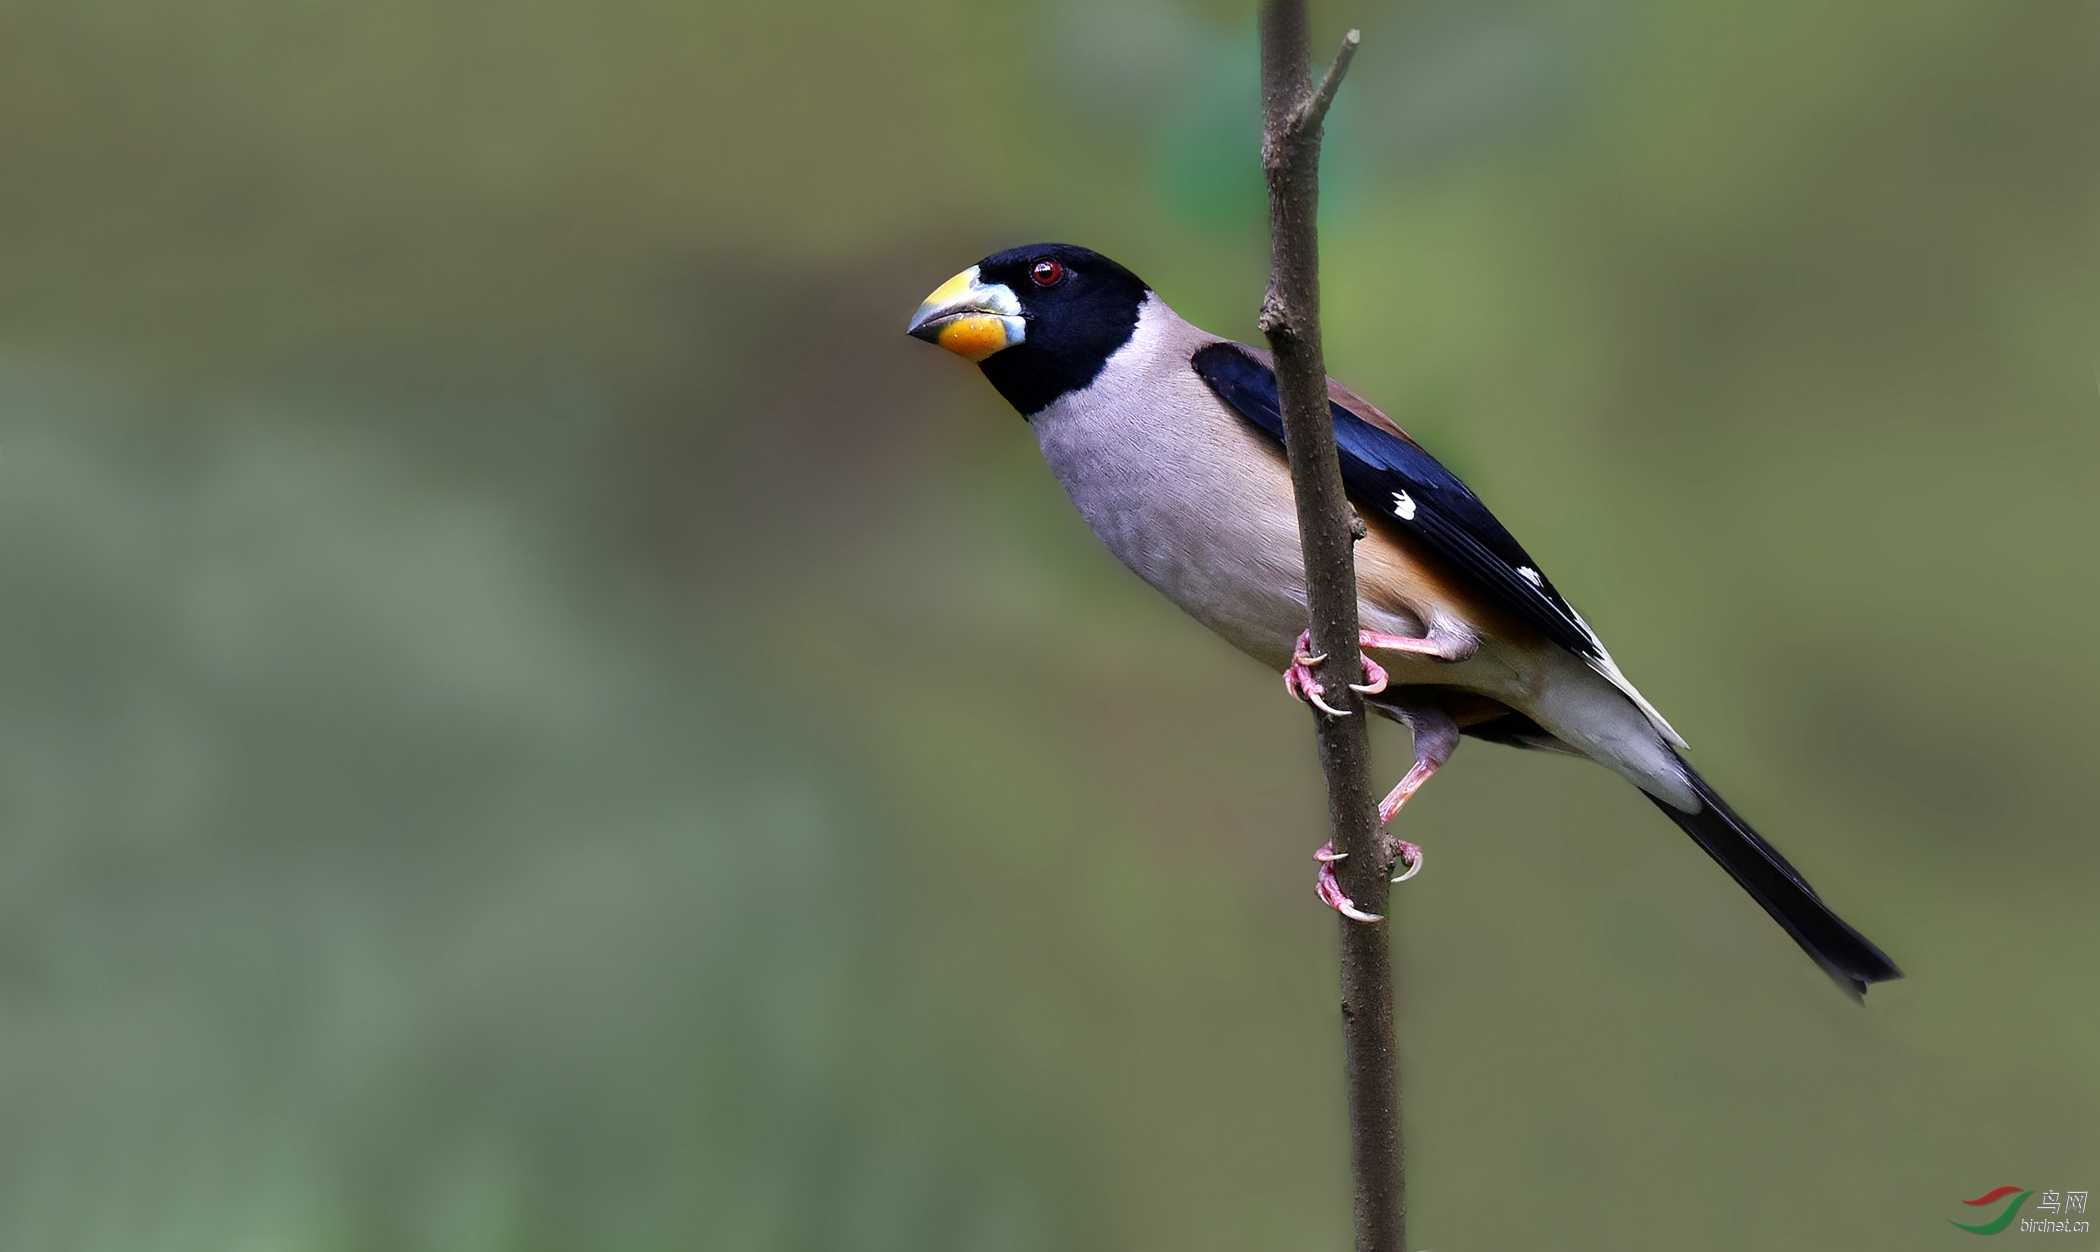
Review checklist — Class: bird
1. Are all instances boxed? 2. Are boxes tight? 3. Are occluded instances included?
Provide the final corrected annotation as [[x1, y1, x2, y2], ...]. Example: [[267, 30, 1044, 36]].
[[905, 242, 1900, 998]]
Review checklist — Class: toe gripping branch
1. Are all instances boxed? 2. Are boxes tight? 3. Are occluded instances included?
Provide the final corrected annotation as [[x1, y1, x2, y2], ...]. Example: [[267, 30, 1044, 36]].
[[1282, 629, 1387, 717], [1313, 837, 1421, 924], [1288, 650, 1456, 923], [1319, 750, 1440, 921]]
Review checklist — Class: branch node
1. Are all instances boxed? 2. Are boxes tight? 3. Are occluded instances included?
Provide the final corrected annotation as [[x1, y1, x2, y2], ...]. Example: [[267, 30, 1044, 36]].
[[1257, 292, 1291, 337]]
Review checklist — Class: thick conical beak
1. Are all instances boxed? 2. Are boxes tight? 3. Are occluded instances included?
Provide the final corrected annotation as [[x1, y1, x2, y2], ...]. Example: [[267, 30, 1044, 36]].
[[905, 266, 1026, 362]]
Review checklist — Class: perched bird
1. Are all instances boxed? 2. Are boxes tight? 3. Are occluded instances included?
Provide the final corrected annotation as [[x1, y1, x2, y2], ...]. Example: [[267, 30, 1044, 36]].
[[906, 243, 1900, 998]]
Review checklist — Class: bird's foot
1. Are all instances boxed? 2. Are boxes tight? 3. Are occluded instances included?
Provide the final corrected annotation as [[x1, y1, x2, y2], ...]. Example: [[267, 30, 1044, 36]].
[[1283, 630, 1392, 716], [1313, 837, 1423, 922], [1314, 843, 1383, 922], [1389, 838, 1423, 883]]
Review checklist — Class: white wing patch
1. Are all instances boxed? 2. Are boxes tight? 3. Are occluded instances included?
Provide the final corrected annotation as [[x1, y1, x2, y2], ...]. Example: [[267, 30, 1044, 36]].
[[1518, 565, 1543, 587], [1391, 491, 1417, 520]]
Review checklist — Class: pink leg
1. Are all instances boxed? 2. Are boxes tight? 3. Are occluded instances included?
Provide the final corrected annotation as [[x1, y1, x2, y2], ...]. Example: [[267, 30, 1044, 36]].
[[1311, 696, 1453, 919], [1377, 757, 1443, 826], [1359, 626, 1479, 663], [1285, 624, 1474, 714]]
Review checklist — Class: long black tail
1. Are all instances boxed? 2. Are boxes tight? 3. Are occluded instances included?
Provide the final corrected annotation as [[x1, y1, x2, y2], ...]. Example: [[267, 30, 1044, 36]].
[[1647, 755, 1901, 998]]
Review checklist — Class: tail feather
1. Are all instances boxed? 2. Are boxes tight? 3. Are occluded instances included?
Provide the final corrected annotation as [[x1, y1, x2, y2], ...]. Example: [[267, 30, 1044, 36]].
[[1648, 755, 1901, 998]]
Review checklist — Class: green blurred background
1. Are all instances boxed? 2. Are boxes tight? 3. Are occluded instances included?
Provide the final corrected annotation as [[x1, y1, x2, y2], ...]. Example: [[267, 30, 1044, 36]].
[[1, 0, 2094, 1248]]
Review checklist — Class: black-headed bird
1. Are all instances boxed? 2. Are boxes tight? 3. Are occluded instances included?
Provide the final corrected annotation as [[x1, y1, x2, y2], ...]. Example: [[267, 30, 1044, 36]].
[[906, 243, 1899, 998]]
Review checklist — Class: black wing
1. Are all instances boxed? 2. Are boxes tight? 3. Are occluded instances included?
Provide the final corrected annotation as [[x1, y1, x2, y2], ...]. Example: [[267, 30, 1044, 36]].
[[1191, 341, 1605, 663]]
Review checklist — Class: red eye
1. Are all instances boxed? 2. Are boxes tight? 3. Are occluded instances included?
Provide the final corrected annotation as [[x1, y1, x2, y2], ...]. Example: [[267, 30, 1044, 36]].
[[1030, 259, 1064, 286]]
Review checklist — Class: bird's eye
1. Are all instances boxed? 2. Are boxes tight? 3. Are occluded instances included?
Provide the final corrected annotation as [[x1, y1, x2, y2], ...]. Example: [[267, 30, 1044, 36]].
[[1030, 259, 1064, 286]]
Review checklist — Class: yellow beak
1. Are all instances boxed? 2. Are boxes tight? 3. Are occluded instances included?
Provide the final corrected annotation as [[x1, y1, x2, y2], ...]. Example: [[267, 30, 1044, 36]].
[[905, 266, 1026, 362]]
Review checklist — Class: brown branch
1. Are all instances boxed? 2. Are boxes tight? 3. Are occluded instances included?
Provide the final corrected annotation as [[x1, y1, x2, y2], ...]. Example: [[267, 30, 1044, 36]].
[[1255, 6, 1405, 1252]]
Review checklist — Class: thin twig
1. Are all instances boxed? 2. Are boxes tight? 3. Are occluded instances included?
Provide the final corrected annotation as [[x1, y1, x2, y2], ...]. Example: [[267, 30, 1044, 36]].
[[1255, 4, 1406, 1252], [1292, 29, 1361, 137]]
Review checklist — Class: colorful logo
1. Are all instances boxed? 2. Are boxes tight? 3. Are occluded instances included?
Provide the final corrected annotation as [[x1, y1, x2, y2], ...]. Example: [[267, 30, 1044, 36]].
[[1950, 1187, 2033, 1235], [1949, 1186, 2090, 1235]]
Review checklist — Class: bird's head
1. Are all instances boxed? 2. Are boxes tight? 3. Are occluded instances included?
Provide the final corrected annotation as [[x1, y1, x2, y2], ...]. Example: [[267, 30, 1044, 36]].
[[906, 243, 1150, 416]]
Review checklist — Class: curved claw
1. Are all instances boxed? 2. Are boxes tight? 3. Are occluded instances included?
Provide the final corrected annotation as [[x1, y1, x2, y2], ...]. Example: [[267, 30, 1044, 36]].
[[1305, 687, 1351, 717], [1313, 843, 1347, 863], [1389, 841, 1423, 884], [1316, 859, 1384, 922], [1286, 630, 1389, 710], [1335, 898, 1385, 924], [1283, 665, 1350, 716]]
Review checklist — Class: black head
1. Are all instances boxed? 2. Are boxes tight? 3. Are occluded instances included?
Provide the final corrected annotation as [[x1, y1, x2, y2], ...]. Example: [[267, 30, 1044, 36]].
[[905, 243, 1150, 417]]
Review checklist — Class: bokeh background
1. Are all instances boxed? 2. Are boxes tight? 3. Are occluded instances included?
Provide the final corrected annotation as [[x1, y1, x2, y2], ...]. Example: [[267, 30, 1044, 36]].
[[1, 0, 2095, 1248]]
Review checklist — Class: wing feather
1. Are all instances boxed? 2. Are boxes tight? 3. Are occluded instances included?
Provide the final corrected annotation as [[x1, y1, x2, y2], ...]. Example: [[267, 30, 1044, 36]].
[[1191, 341, 1683, 747]]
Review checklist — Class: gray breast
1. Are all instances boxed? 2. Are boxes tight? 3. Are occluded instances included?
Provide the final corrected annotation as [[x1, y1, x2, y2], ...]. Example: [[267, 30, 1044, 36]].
[[1026, 297, 1329, 667]]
